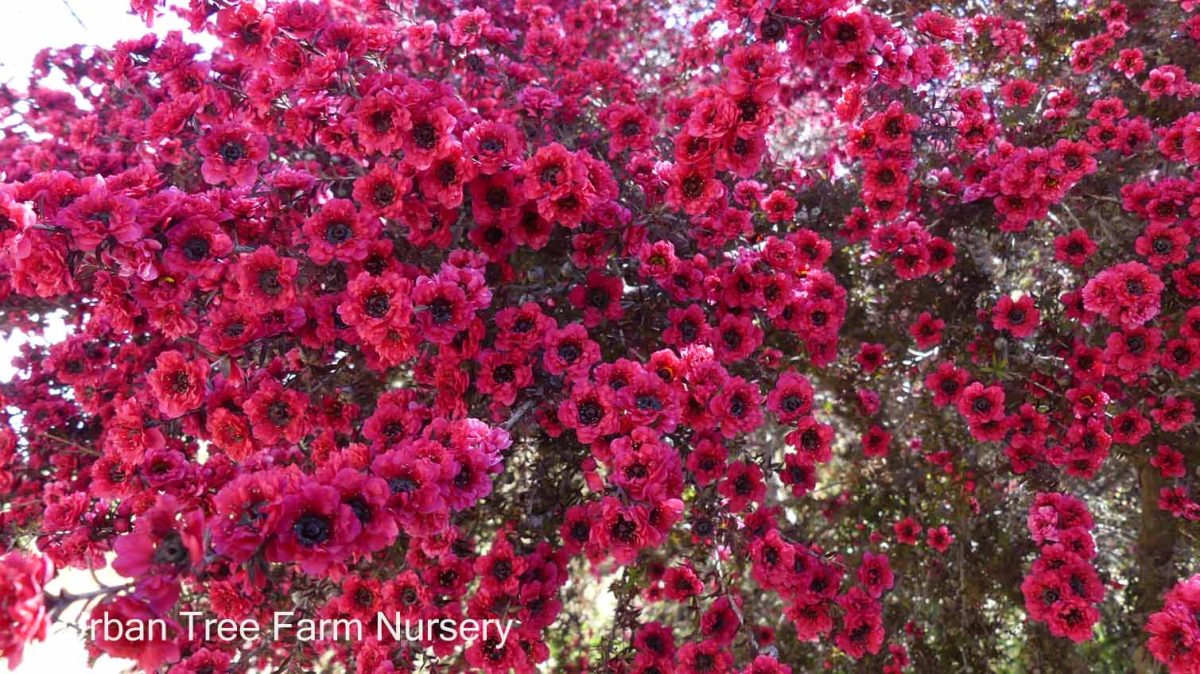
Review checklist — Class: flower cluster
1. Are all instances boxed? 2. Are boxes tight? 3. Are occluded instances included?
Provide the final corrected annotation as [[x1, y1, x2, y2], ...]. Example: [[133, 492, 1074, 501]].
[[1021, 494, 1104, 642], [1146, 575, 1200, 673]]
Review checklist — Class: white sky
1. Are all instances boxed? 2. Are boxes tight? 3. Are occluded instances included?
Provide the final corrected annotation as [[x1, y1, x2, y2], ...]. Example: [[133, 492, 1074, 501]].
[[1, 1, 203, 672]]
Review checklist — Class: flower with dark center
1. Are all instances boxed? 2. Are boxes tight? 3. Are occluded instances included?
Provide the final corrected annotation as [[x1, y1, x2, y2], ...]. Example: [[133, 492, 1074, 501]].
[[400, 587, 418, 605], [800, 428, 819, 450], [760, 16, 785, 41], [484, 186, 509, 209], [729, 394, 746, 418], [734, 474, 752, 495], [681, 174, 704, 199], [170, 371, 192, 394], [540, 164, 562, 185]]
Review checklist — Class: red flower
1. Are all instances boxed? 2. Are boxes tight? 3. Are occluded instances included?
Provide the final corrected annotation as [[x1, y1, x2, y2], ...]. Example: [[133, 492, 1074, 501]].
[[543, 323, 601, 379], [926, 525, 954, 553], [718, 461, 765, 512], [353, 91, 410, 155], [909, 311, 945, 348], [568, 271, 625, 327], [302, 199, 377, 265], [894, 517, 923, 544], [233, 246, 298, 312], [147, 350, 208, 419], [244, 379, 309, 444], [957, 382, 1006, 423], [267, 480, 362, 575], [88, 597, 181, 671], [0, 552, 52, 669], [113, 495, 204, 578], [197, 124, 269, 188], [992, 294, 1040, 338]]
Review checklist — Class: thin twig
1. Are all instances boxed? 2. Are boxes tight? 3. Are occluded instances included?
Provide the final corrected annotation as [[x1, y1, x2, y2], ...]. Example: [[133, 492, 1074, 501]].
[[60, 0, 87, 30]]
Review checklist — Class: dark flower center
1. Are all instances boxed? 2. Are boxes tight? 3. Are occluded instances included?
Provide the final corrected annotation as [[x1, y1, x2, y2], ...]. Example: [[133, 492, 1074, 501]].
[[586, 287, 610, 309], [369, 110, 393, 133], [347, 496, 372, 523], [412, 122, 437, 150], [183, 236, 211, 261], [578, 401, 603, 426], [153, 532, 189, 566], [557, 342, 581, 363], [389, 477, 417, 494], [257, 268, 282, 296], [219, 141, 246, 163], [325, 222, 352, 244], [364, 290, 391, 319], [610, 517, 637, 542], [492, 560, 513, 581], [429, 298, 454, 324], [493, 364, 515, 383], [267, 400, 292, 426], [294, 513, 332, 547], [373, 183, 397, 206]]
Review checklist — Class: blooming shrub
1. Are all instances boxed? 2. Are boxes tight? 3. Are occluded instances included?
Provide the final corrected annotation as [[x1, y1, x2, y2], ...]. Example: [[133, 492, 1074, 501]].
[[0, 0, 1198, 671]]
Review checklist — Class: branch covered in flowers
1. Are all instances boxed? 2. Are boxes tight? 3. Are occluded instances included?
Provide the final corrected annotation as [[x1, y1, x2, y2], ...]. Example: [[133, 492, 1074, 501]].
[[0, 0, 1197, 671]]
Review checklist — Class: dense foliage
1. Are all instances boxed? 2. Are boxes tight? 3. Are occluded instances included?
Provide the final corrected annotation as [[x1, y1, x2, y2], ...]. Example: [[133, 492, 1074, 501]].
[[1, 0, 1198, 671]]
